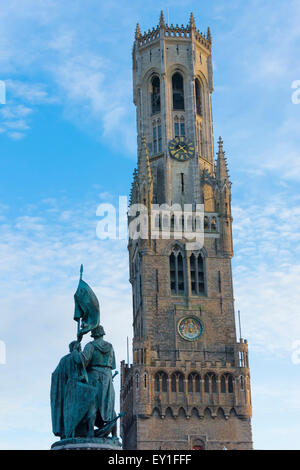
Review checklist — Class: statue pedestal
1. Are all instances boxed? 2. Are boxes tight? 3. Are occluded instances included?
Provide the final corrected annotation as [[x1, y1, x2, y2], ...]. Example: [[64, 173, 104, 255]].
[[51, 436, 122, 450]]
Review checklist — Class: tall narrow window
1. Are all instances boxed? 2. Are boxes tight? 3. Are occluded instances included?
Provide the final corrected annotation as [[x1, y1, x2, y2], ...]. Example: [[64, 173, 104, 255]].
[[190, 253, 205, 295], [221, 375, 226, 393], [171, 372, 184, 392], [151, 76, 160, 114], [180, 119, 185, 136], [170, 249, 185, 295], [157, 123, 162, 152], [188, 373, 201, 393], [153, 125, 157, 154], [152, 120, 162, 154], [195, 79, 202, 116], [174, 116, 185, 137], [205, 373, 217, 393], [172, 72, 184, 110], [154, 371, 168, 392]]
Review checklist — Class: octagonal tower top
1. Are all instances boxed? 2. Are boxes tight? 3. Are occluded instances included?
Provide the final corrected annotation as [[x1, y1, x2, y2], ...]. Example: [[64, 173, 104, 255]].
[[134, 11, 212, 51]]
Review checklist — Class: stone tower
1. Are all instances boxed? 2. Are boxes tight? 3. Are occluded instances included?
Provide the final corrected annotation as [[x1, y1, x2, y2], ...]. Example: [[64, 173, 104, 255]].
[[120, 11, 253, 450]]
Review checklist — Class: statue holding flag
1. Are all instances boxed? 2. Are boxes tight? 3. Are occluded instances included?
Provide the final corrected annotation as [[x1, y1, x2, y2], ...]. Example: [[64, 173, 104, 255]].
[[50, 266, 123, 450]]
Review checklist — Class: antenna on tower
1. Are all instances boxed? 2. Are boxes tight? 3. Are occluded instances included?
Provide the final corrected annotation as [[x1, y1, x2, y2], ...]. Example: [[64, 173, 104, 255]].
[[238, 310, 242, 342], [167, 8, 170, 25]]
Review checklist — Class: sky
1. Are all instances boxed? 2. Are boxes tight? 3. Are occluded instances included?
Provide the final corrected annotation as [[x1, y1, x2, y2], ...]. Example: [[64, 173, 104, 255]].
[[0, 0, 300, 450]]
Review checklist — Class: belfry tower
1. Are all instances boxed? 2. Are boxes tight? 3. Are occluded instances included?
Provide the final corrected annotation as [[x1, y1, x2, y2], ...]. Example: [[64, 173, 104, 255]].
[[120, 12, 253, 450]]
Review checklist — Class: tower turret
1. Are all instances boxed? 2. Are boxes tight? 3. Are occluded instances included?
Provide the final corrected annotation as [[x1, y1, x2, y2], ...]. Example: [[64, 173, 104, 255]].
[[216, 137, 233, 257]]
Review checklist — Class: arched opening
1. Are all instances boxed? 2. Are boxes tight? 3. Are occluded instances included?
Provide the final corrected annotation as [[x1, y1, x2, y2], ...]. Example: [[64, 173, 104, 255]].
[[151, 75, 160, 114], [172, 72, 184, 110], [154, 371, 168, 392], [190, 253, 205, 295], [188, 373, 201, 393], [221, 375, 226, 393], [171, 372, 184, 392], [170, 249, 185, 295], [204, 373, 217, 393], [195, 79, 202, 116], [152, 119, 162, 154], [174, 115, 185, 137]]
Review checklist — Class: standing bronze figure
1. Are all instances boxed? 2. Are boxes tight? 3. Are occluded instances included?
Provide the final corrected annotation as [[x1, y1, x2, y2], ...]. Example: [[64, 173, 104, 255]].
[[50, 266, 123, 450]]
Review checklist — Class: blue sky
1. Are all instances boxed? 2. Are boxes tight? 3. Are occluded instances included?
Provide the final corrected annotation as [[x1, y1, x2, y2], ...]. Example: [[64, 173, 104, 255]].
[[0, 0, 300, 450]]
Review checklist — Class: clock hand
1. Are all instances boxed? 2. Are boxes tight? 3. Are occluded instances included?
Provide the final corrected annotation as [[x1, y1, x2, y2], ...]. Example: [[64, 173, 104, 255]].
[[174, 145, 186, 153]]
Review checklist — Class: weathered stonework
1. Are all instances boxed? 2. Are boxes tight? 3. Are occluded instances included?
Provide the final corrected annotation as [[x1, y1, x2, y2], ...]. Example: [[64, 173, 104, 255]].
[[121, 11, 253, 451]]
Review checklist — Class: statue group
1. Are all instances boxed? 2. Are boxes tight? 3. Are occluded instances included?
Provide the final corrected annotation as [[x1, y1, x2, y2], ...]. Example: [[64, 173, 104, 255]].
[[50, 267, 122, 449]]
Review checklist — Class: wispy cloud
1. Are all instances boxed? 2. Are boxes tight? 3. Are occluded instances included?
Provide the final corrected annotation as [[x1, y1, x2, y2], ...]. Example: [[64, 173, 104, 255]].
[[232, 193, 300, 354], [0, 80, 55, 139], [0, 1, 136, 151]]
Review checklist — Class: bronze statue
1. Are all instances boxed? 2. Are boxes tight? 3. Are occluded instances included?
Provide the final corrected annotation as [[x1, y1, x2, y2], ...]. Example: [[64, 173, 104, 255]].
[[50, 266, 122, 447]]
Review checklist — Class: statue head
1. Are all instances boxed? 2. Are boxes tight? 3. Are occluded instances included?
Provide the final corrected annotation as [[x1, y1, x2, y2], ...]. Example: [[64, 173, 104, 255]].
[[69, 340, 81, 352], [91, 325, 105, 338]]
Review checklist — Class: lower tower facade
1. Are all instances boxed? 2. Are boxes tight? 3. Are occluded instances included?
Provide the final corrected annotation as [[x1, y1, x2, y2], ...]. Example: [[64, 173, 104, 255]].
[[120, 12, 253, 450]]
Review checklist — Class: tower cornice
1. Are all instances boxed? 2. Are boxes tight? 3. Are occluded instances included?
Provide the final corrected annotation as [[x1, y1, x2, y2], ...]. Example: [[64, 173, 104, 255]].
[[134, 13, 211, 52]]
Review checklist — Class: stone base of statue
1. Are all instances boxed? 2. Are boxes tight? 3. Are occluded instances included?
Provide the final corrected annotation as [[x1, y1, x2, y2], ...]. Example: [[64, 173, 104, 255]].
[[51, 436, 122, 450]]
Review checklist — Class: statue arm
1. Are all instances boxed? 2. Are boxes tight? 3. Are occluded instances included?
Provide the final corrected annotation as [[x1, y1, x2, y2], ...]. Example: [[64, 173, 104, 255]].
[[111, 348, 116, 370], [73, 342, 94, 367]]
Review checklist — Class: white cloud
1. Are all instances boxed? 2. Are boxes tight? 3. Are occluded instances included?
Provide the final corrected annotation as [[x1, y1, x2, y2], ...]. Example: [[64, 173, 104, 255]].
[[5, 80, 54, 104], [0, 1, 136, 151], [232, 194, 300, 355], [0, 80, 55, 139]]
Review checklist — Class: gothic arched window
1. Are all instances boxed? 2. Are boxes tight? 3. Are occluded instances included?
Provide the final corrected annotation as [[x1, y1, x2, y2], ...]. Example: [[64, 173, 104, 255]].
[[221, 375, 226, 393], [195, 79, 202, 116], [151, 76, 161, 114], [172, 72, 184, 110], [154, 371, 168, 392], [211, 216, 217, 231], [190, 253, 205, 295], [152, 119, 162, 154], [188, 373, 201, 393], [204, 373, 217, 393], [174, 115, 185, 137], [171, 372, 184, 392], [170, 249, 185, 295]]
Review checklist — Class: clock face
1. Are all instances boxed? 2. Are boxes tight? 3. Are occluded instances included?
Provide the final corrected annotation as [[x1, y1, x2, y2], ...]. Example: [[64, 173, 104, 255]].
[[169, 136, 195, 161], [177, 316, 203, 342]]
